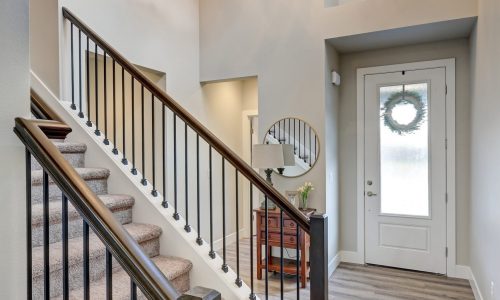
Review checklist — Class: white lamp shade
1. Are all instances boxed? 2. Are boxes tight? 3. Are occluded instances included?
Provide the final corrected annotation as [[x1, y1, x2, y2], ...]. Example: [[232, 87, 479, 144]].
[[281, 144, 295, 166], [252, 144, 284, 169]]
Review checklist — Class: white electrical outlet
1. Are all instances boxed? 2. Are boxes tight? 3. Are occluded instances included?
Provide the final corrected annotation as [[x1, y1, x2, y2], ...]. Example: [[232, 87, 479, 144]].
[[491, 281, 495, 297]]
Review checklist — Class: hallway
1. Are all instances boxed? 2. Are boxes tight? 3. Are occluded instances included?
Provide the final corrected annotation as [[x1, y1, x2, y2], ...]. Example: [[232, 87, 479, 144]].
[[224, 238, 474, 299]]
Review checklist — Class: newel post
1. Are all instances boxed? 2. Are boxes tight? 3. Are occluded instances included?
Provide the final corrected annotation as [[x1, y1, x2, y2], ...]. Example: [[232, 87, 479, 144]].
[[310, 214, 328, 300]]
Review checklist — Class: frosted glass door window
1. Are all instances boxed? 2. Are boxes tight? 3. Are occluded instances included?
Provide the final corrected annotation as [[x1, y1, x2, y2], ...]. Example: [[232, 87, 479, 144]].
[[379, 83, 429, 217]]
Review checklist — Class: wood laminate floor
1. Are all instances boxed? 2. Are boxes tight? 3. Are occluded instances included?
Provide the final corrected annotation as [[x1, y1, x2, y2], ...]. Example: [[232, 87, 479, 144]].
[[221, 237, 474, 299]]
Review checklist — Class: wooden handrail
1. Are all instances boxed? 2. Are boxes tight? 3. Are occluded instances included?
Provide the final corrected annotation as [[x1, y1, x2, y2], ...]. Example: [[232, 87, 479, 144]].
[[15, 115, 180, 299], [30, 88, 64, 123], [62, 7, 311, 232]]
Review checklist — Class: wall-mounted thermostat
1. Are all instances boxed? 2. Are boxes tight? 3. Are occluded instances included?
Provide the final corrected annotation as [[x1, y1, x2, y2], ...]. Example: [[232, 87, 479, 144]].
[[332, 71, 341, 86]]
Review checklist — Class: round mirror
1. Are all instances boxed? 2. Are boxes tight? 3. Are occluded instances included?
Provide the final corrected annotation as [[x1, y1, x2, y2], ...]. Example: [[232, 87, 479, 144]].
[[263, 118, 320, 177]]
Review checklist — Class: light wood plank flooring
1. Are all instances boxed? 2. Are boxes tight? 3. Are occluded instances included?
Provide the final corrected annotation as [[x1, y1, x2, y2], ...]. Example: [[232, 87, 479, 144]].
[[220, 237, 474, 299]]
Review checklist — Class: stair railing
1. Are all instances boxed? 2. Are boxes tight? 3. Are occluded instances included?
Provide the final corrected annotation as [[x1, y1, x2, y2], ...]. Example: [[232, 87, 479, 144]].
[[15, 94, 220, 299], [62, 7, 328, 299]]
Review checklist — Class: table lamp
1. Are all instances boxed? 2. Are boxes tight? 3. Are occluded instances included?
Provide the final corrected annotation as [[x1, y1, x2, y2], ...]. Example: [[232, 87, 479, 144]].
[[252, 144, 295, 209]]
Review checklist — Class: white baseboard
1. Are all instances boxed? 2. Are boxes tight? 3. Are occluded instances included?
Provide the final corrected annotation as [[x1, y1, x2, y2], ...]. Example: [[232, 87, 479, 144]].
[[329, 253, 341, 277], [469, 268, 484, 300], [452, 265, 472, 280], [340, 251, 364, 264]]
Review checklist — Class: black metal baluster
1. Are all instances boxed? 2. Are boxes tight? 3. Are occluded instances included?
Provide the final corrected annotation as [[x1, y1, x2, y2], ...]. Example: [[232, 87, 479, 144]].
[[221, 159, 228, 273], [309, 125, 312, 166], [303, 122, 306, 163], [140, 86, 147, 185], [298, 121, 302, 158], [130, 280, 137, 300], [280, 209, 284, 299], [315, 136, 318, 164], [112, 59, 118, 155], [25, 150, 32, 300], [235, 170, 242, 287], [78, 29, 83, 118], [294, 118, 296, 154], [62, 194, 69, 300], [70, 23, 76, 110], [173, 114, 179, 220], [161, 105, 168, 208], [288, 118, 291, 145], [131, 77, 137, 174], [122, 67, 128, 165], [151, 94, 157, 195], [265, 195, 269, 299], [86, 36, 91, 127], [103, 52, 109, 145], [94, 43, 100, 136], [278, 120, 281, 143], [296, 225, 300, 300], [249, 184, 255, 300], [106, 249, 112, 299], [196, 135, 202, 245], [83, 219, 90, 300], [208, 146, 215, 258], [43, 171, 50, 300], [184, 123, 190, 232]]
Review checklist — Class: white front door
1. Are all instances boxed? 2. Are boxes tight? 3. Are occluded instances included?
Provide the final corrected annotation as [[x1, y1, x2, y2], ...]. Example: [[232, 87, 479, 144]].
[[364, 67, 447, 274]]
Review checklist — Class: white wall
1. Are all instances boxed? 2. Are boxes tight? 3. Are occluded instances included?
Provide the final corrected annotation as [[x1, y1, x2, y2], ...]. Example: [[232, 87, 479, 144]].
[[200, 0, 476, 267], [0, 0, 29, 298], [469, 0, 500, 298], [30, 0, 59, 96], [338, 39, 472, 265]]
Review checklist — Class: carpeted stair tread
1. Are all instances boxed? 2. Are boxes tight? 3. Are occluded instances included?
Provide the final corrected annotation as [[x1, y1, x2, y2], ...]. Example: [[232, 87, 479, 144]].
[[52, 141, 87, 153], [31, 223, 162, 278], [60, 255, 193, 299], [31, 142, 87, 170], [31, 194, 134, 226], [31, 168, 110, 185]]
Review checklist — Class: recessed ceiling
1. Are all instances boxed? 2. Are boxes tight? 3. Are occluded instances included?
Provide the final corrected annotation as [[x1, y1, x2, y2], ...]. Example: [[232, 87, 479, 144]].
[[327, 17, 477, 54]]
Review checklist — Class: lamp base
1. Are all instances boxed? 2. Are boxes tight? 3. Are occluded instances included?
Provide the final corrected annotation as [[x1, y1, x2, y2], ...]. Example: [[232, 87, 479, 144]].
[[261, 168, 277, 210], [260, 200, 277, 210]]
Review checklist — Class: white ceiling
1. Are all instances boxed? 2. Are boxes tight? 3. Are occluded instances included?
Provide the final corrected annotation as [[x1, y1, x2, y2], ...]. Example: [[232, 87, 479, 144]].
[[327, 17, 477, 54]]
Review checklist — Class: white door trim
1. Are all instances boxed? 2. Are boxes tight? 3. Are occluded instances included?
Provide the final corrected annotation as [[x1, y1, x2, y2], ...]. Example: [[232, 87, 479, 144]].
[[355, 58, 457, 276]]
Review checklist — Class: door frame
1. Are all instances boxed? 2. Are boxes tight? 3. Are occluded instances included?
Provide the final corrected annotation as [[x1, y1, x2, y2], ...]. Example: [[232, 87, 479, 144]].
[[355, 59, 457, 276]]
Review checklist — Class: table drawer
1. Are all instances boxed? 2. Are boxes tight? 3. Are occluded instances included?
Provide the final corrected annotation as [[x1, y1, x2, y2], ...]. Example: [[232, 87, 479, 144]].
[[260, 216, 279, 228], [260, 232, 297, 244]]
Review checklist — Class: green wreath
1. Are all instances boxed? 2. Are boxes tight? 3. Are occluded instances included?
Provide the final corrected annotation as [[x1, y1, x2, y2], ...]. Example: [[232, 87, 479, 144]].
[[382, 90, 426, 135]]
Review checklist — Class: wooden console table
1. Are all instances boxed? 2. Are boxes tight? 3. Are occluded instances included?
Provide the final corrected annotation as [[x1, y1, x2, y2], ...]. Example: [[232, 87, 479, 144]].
[[254, 208, 315, 288]]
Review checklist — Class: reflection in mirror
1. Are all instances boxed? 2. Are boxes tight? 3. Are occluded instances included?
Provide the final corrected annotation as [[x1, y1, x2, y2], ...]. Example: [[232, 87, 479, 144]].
[[264, 118, 319, 177]]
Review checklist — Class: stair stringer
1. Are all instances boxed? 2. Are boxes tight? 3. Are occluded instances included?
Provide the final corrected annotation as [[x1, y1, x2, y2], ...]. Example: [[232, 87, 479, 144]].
[[31, 71, 254, 300]]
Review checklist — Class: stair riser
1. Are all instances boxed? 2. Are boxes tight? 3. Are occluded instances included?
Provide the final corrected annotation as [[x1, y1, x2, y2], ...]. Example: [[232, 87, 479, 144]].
[[31, 153, 85, 171], [31, 208, 132, 247], [31, 238, 160, 299], [31, 179, 108, 205]]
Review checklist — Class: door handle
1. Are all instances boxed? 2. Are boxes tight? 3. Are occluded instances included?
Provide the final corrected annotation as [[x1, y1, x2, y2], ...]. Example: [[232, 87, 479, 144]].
[[367, 191, 377, 197]]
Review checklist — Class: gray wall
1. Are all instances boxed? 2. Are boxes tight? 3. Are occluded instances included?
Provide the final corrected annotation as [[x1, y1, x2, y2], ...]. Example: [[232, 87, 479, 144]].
[[469, 0, 500, 298], [338, 39, 471, 265], [0, 0, 29, 297]]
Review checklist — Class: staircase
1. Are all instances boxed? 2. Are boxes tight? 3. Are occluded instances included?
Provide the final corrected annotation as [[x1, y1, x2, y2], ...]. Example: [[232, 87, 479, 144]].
[[30, 139, 192, 299], [16, 6, 329, 300]]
